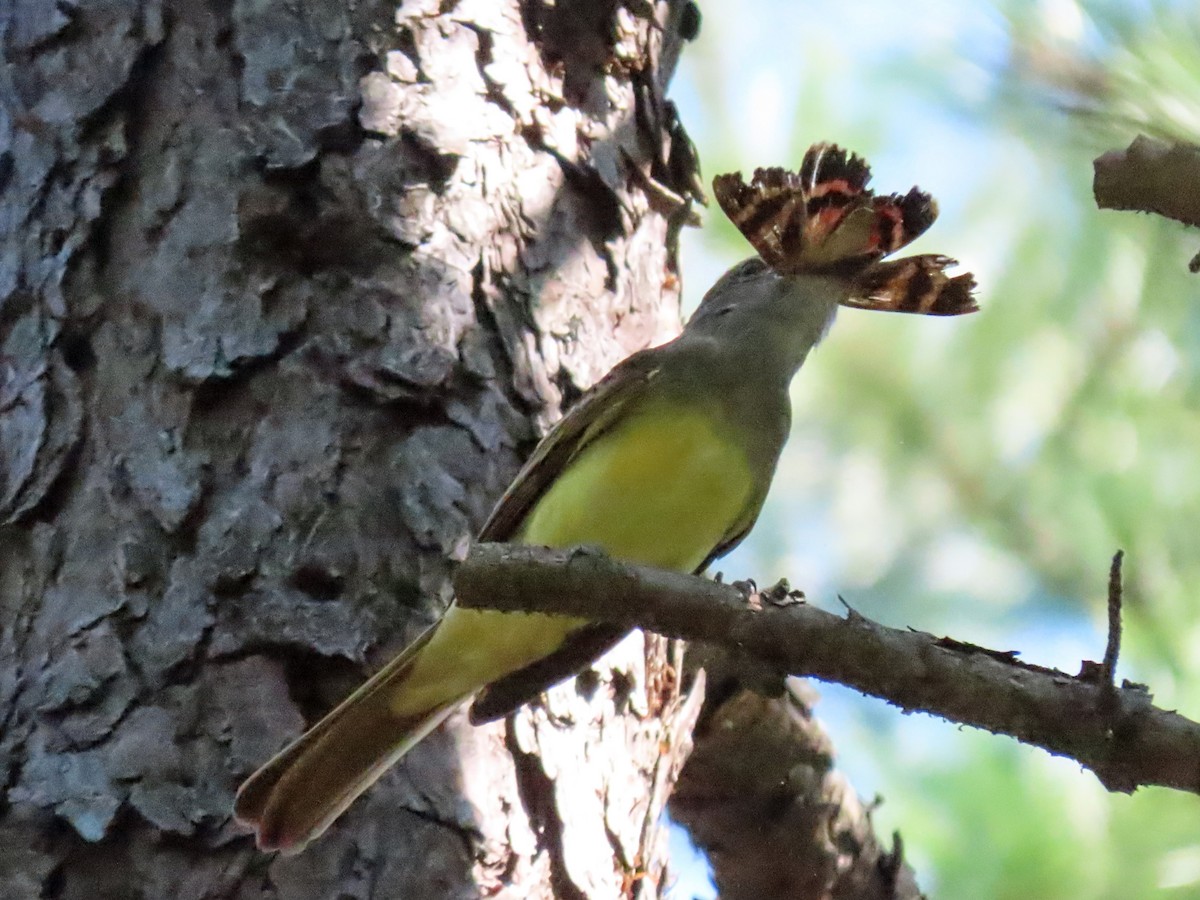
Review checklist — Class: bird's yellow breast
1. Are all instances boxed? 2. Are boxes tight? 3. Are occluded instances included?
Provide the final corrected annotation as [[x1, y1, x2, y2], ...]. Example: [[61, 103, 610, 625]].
[[517, 402, 755, 573]]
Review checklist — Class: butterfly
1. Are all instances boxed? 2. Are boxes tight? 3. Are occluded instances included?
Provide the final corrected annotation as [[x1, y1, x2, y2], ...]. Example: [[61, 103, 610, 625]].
[[713, 143, 978, 316]]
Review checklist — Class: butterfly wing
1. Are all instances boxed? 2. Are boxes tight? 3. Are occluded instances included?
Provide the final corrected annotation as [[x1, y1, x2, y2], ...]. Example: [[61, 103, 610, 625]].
[[842, 254, 978, 316], [714, 142, 979, 314]]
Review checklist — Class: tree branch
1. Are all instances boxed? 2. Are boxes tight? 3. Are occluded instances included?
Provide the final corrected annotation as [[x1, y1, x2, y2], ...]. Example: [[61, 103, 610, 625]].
[[455, 543, 1200, 797], [1094, 135, 1200, 227], [1093, 134, 1200, 271]]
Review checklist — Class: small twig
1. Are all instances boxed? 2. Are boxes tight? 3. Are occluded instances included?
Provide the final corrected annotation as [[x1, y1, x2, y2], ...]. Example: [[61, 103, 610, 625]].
[[1102, 550, 1125, 690]]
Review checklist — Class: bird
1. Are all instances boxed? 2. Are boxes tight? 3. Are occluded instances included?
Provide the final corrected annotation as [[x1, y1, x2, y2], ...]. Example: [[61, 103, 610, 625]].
[[233, 143, 977, 853]]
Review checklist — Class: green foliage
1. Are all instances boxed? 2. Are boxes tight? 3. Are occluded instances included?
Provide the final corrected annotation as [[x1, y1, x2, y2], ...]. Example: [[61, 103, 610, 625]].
[[676, 2, 1200, 897]]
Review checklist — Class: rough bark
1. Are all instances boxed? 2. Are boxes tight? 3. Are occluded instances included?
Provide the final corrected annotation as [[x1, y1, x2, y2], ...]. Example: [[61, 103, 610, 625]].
[[1, 1, 704, 896]]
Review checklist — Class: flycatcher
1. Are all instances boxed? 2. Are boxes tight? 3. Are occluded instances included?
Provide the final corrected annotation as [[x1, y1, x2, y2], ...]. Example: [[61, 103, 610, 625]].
[[234, 144, 977, 852]]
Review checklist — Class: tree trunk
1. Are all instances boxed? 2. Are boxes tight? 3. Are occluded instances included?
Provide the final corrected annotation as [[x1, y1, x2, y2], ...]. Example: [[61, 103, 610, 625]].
[[1, 1, 703, 896], [672, 677, 925, 900]]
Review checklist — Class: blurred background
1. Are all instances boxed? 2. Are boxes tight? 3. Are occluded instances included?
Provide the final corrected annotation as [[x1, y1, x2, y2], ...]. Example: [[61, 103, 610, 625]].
[[666, 1, 1200, 897]]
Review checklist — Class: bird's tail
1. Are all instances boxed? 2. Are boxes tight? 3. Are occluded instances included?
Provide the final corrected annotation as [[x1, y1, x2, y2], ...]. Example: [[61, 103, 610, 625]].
[[233, 624, 463, 853]]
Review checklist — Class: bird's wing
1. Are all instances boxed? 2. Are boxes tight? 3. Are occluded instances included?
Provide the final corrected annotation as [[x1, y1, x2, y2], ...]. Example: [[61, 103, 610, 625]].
[[478, 348, 663, 542], [469, 339, 777, 722], [693, 478, 773, 576], [466, 349, 665, 722]]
